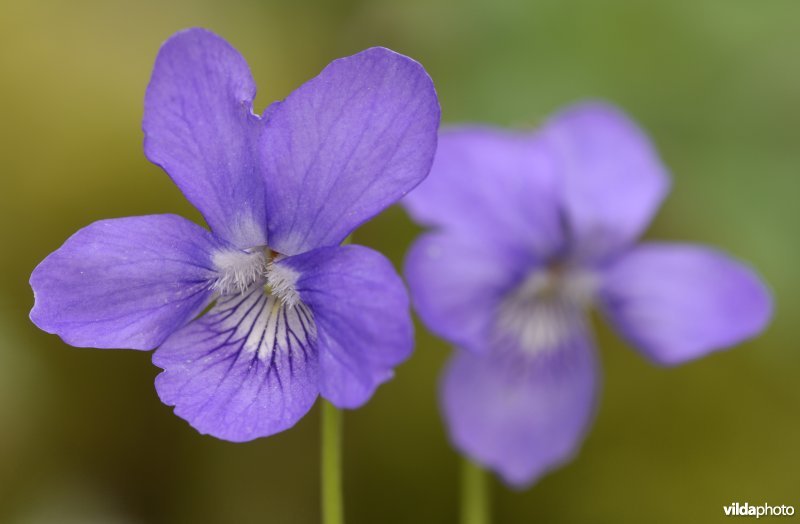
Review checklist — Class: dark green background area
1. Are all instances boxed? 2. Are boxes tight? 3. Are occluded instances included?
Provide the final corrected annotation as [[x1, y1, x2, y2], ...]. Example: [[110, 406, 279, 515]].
[[1, 1, 797, 522]]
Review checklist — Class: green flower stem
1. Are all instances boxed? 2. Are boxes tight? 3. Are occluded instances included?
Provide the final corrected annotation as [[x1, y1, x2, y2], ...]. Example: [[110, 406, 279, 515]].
[[321, 399, 344, 524], [320, 234, 351, 524], [461, 457, 491, 524]]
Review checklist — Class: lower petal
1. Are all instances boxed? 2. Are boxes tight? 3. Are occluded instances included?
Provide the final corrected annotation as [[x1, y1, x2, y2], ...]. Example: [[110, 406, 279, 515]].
[[30, 214, 222, 350], [599, 243, 772, 365], [153, 284, 319, 441], [441, 334, 599, 487], [281, 245, 413, 408]]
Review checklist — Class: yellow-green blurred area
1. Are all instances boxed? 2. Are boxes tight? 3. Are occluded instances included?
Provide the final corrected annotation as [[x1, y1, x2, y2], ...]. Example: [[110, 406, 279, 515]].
[[1, 0, 798, 522]]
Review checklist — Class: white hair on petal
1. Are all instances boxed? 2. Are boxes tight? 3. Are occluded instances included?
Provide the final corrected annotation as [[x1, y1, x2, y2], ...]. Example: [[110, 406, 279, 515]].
[[211, 249, 268, 295], [265, 262, 302, 308]]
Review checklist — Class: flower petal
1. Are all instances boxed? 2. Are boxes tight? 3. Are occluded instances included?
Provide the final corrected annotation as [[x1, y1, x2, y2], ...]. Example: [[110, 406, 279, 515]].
[[441, 335, 599, 487], [540, 102, 670, 259], [143, 28, 266, 248], [405, 232, 532, 354], [403, 128, 564, 257], [599, 243, 772, 365], [280, 245, 413, 408], [30, 215, 222, 350], [260, 47, 440, 255], [153, 284, 319, 441]]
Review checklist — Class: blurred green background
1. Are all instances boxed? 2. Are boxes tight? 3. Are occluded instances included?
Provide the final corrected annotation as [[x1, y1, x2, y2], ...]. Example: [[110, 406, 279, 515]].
[[1, 0, 798, 522]]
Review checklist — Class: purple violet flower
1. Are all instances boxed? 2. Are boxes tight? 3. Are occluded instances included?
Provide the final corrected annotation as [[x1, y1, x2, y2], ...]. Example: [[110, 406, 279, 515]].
[[29, 28, 440, 441], [403, 102, 772, 487]]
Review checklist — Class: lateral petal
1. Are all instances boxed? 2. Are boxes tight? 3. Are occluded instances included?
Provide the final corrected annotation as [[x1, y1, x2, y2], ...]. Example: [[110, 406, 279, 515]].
[[280, 244, 413, 408], [599, 243, 772, 365], [405, 232, 533, 354], [30, 214, 222, 350]]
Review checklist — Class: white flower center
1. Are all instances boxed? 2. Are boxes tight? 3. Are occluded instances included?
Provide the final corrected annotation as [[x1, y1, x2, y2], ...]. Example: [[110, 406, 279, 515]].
[[211, 248, 269, 295], [496, 263, 597, 355], [211, 247, 302, 307], [209, 247, 314, 363]]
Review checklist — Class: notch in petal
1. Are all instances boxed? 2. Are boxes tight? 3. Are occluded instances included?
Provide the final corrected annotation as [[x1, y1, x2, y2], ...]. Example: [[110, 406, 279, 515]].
[[442, 335, 599, 487], [261, 47, 440, 255], [144, 28, 267, 248], [541, 102, 670, 259], [599, 243, 772, 365], [30, 215, 222, 350], [281, 245, 413, 408]]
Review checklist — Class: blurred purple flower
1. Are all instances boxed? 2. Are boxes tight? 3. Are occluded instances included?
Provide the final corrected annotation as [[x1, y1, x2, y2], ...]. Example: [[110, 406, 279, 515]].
[[403, 102, 771, 487], [30, 28, 440, 441]]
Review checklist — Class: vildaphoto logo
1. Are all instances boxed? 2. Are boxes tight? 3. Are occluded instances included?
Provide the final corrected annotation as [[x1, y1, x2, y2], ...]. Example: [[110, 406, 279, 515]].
[[723, 502, 796, 518]]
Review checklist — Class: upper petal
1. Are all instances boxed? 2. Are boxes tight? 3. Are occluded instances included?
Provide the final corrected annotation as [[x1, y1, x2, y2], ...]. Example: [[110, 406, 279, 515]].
[[260, 47, 440, 255], [280, 244, 413, 408], [153, 283, 319, 441], [442, 333, 599, 487], [599, 243, 772, 365], [405, 232, 533, 354], [143, 28, 267, 248], [540, 102, 670, 259], [30, 214, 222, 350], [403, 127, 564, 258]]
